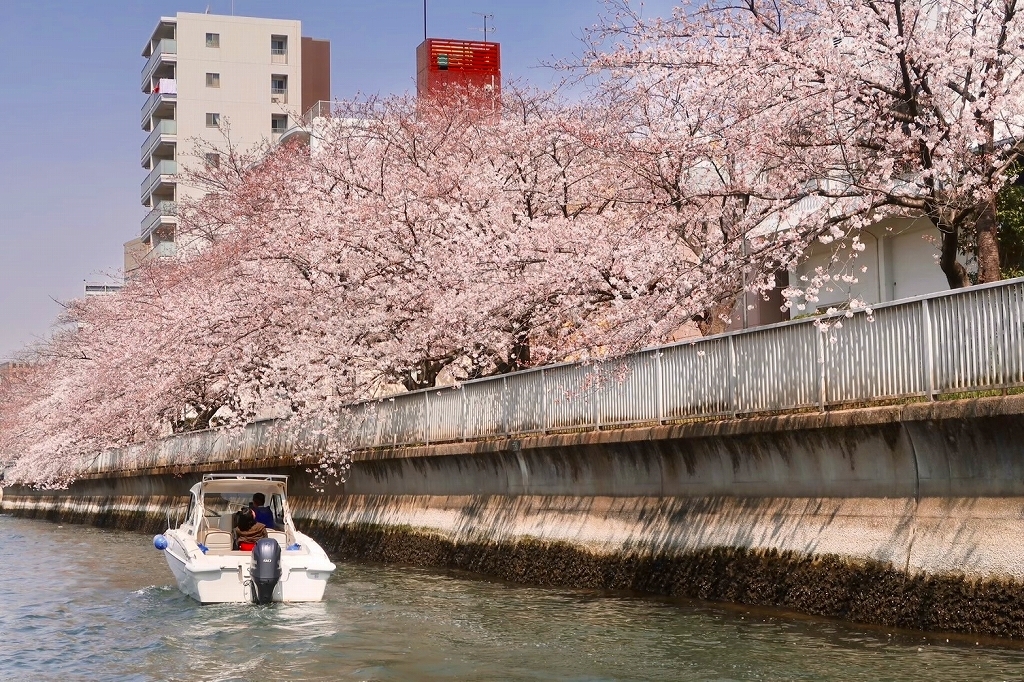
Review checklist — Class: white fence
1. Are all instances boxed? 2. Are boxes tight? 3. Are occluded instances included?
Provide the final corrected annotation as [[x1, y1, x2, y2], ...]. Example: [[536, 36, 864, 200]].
[[80, 277, 1024, 474], [347, 277, 1024, 448]]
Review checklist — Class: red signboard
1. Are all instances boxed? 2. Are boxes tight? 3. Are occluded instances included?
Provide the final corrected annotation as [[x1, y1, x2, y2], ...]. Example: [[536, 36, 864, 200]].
[[416, 39, 501, 102]]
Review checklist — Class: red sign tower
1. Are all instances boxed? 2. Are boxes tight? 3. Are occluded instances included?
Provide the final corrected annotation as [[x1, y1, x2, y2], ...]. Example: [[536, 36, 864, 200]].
[[416, 38, 501, 103]]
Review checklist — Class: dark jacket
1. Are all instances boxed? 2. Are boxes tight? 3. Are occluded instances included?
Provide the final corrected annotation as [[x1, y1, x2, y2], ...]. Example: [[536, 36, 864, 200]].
[[235, 521, 267, 545], [252, 505, 276, 528]]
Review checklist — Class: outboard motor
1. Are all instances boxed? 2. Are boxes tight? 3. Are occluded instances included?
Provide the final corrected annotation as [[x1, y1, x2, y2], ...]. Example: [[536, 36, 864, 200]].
[[250, 537, 281, 604]]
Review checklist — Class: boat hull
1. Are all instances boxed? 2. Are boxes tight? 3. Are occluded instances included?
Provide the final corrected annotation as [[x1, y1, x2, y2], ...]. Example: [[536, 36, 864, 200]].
[[163, 531, 335, 604]]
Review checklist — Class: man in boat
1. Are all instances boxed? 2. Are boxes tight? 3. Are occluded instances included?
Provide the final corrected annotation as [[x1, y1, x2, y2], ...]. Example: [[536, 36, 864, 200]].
[[234, 508, 268, 551], [249, 493, 278, 529]]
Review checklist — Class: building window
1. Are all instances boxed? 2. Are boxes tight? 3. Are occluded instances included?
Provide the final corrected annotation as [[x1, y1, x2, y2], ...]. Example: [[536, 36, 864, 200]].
[[271, 74, 287, 102], [205, 72, 220, 88], [271, 114, 288, 134], [205, 153, 221, 168], [206, 33, 220, 48], [271, 35, 287, 55], [206, 113, 221, 128]]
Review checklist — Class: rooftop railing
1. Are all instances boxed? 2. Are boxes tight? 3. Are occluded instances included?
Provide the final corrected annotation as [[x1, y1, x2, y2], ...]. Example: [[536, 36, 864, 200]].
[[303, 100, 333, 124]]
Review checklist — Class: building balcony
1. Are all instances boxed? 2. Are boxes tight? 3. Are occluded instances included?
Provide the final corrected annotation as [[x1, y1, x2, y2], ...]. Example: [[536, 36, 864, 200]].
[[141, 39, 177, 90], [141, 160, 177, 202], [141, 201, 177, 239], [141, 119, 177, 166], [141, 87, 176, 129], [151, 240, 177, 259]]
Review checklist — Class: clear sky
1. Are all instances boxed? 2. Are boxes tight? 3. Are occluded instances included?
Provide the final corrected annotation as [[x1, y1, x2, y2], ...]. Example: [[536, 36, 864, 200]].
[[0, 0, 676, 361]]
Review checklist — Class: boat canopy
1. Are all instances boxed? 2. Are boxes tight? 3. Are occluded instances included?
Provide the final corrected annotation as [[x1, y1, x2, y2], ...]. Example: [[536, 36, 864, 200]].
[[191, 474, 289, 497]]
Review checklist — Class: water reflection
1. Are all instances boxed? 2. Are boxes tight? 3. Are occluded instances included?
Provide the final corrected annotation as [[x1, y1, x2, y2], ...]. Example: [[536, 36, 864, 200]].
[[2, 514, 1023, 681]]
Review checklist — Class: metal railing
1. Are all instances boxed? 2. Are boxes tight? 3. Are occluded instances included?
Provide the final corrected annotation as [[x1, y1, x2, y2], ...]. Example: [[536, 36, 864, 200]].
[[78, 277, 1024, 475], [140, 201, 177, 238], [141, 39, 177, 89], [343, 276, 1024, 449], [303, 100, 333, 123], [141, 90, 175, 128], [141, 119, 177, 164], [140, 160, 177, 200]]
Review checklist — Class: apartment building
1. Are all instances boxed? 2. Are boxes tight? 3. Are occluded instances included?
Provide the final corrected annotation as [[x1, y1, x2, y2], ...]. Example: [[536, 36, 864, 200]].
[[132, 12, 330, 269]]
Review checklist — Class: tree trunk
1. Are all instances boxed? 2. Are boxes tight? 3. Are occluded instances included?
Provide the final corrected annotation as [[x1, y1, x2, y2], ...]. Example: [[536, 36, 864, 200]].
[[939, 221, 971, 289], [975, 195, 1003, 284], [695, 298, 738, 336], [494, 315, 532, 375]]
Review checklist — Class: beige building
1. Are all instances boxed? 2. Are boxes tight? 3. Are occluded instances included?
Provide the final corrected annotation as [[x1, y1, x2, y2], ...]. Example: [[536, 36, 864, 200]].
[[729, 216, 960, 331], [131, 12, 330, 270]]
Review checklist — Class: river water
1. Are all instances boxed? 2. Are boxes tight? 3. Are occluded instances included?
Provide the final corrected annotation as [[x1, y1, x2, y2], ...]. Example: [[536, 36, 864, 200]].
[[2, 515, 1024, 681]]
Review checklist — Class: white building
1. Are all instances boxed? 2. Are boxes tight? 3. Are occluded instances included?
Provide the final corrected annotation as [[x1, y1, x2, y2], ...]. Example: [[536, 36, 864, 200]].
[[130, 12, 330, 271]]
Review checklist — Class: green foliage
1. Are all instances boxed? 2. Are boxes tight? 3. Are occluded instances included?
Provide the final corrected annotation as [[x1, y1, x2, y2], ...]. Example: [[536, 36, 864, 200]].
[[998, 174, 1024, 279]]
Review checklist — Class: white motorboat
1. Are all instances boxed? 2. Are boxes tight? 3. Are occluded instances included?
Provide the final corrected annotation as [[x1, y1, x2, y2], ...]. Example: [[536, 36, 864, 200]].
[[153, 473, 336, 604]]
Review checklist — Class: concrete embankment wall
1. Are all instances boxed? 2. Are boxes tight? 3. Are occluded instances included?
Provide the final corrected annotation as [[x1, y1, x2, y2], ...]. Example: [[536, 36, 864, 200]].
[[5, 396, 1024, 637]]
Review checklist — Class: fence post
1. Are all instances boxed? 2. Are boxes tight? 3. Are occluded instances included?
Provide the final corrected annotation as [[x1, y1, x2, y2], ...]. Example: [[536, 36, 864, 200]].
[[594, 364, 602, 431], [656, 350, 665, 424], [541, 368, 548, 433], [461, 387, 468, 442], [728, 336, 738, 418], [922, 298, 936, 400], [423, 390, 430, 445], [817, 325, 827, 410], [392, 399, 398, 447], [502, 375, 509, 436], [363, 402, 371, 449]]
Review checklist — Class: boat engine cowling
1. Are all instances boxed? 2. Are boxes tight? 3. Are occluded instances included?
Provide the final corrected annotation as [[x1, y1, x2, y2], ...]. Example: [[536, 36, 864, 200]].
[[250, 537, 281, 604]]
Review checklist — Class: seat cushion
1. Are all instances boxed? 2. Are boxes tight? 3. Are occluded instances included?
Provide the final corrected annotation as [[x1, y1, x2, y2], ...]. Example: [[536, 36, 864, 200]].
[[204, 530, 233, 551]]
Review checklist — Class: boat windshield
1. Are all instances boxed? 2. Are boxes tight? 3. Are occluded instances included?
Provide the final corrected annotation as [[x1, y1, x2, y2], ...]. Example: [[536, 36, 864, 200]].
[[202, 493, 253, 517], [201, 491, 288, 527]]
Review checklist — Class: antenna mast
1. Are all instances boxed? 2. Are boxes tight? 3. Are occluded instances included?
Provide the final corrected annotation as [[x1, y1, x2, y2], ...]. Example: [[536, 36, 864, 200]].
[[423, 0, 427, 40], [472, 12, 495, 42]]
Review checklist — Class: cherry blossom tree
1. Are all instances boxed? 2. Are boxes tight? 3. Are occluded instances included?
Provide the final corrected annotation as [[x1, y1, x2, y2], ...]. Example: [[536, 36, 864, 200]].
[[583, 0, 1024, 297], [18, 42, 1001, 485]]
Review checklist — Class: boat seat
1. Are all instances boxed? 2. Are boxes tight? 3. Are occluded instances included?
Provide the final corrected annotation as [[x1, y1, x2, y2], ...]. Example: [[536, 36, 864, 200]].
[[204, 530, 233, 552], [219, 513, 236, 532], [267, 530, 286, 545]]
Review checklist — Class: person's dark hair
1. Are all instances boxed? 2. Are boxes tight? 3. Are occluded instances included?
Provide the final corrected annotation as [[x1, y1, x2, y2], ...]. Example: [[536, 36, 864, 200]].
[[253, 493, 266, 506], [237, 510, 255, 531]]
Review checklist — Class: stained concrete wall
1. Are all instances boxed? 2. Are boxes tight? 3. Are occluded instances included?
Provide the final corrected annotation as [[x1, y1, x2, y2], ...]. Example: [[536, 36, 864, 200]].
[[5, 395, 1024, 636]]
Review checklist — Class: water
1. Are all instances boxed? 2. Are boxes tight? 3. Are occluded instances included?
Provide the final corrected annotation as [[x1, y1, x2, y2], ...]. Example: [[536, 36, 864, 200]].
[[2, 515, 1024, 681]]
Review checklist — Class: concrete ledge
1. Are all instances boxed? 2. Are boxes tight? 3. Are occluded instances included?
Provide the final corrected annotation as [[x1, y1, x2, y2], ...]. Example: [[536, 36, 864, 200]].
[[353, 394, 1024, 463], [311, 526, 1024, 639], [8, 491, 1024, 638]]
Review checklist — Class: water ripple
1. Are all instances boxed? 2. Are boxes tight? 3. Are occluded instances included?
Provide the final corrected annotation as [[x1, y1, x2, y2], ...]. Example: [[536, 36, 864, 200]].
[[4, 514, 1024, 681]]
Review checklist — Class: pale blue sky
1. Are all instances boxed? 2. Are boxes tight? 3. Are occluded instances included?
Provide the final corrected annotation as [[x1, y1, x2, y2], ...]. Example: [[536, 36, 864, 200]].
[[0, 0, 677, 360]]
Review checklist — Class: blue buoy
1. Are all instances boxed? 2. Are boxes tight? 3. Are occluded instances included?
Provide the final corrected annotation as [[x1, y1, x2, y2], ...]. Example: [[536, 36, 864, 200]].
[[153, 534, 169, 550]]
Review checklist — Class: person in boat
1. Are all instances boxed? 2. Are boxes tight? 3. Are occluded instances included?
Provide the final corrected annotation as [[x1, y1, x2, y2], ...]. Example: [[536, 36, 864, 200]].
[[249, 493, 277, 529], [234, 508, 268, 551]]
